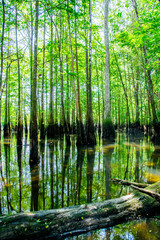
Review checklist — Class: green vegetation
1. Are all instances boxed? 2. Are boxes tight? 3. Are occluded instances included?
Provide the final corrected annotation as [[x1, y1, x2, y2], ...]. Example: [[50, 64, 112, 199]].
[[0, 0, 160, 237], [0, 0, 159, 145]]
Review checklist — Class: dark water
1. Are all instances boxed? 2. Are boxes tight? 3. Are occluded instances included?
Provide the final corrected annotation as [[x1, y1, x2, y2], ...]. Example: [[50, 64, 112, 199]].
[[0, 133, 160, 239]]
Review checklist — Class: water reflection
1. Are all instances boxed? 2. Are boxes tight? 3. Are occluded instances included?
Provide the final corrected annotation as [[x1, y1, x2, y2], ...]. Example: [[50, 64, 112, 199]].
[[103, 140, 115, 200], [1, 133, 160, 238], [76, 147, 85, 205], [66, 218, 160, 240], [147, 146, 160, 183], [62, 143, 70, 207], [87, 147, 95, 203], [40, 141, 45, 210], [1, 133, 159, 213], [30, 162, 40, 211], [17, 143, 22, 212], [4, 141, 11, 213], [49, 141, 54, 209]]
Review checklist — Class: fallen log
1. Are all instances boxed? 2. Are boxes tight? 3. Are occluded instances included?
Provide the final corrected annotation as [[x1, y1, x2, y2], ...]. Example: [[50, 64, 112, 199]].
[[111, 178, 150, 188], [0, 181, 160, 240], [130, 184, 160, 201]]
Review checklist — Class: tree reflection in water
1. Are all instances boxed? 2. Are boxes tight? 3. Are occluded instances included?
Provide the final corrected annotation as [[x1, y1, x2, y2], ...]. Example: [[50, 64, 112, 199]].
[[1, 133, 160, 239]]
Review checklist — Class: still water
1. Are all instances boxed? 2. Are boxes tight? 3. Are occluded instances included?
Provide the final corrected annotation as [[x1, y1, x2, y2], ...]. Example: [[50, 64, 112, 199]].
[[0, 132, 160, 239]]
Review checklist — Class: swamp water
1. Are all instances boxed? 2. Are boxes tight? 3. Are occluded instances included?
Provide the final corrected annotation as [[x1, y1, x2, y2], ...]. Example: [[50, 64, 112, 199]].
[[0, 133, 160, 239]]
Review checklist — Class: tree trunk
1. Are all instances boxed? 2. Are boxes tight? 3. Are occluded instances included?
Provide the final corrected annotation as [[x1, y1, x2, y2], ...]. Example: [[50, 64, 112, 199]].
[[67, 2, 79, 134], [30, 0, 39, 163], [114, 51, 131, 127], [15, 5, 23, 145], [30, 0, 34, 138], [4, 65, 9, 137], [74, 0, 86, 146], [0, 0, 5, 134], [66, 54, 70, 132], [40, 17, 45, 139], [130, 58, 140, 126], [86, 0, 96, 146], [1, 181, 160, 240], [103, 0, 115, 139], [95, 59, 101, 134], [54, 37, 59, 135], [4, 26, 11, 137], [47, 17, 55, 138], [58, 12, 70, 145]]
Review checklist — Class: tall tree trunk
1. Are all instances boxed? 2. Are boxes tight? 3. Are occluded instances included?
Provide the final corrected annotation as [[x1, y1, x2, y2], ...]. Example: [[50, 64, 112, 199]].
[[66, 55, 70, 132], [67, 3, 80, 144], [132, 64, 140, 126], [103, 0, 115, 139], [54, 36, 59, 135], [96, 59, 101, 134], [40, 17, 45, 139], [114, 52, 131, 127], [30, 0, 33, 137], [86, 0, 96, 145], [47, 17, 54, 138], [30, 0, 39, 163], [4, 25, 11, 137], [74, 0, 86, 145], [59, 14, 70, 145], [83, 3, 89, 133], [0, 0, 5, 133], [4, 65, 9, 137], [15, 5, 23, 145]]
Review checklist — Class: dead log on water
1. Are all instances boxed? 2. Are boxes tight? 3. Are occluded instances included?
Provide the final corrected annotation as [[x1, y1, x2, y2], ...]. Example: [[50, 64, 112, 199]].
[[130, 184, 160, 201], [112, 178, 160, 201], [112, 178, 150, 188], [0, 181, 160, 240]]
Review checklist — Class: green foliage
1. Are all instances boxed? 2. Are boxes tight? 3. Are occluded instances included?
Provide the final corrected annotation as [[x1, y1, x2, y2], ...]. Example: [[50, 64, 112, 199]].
[[0, 0, 160, 129]]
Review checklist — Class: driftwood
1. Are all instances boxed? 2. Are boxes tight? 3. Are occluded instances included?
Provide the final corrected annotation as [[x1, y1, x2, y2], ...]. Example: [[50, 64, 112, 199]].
[[112, 178, 150, 188], [0, 181, 160, 240]]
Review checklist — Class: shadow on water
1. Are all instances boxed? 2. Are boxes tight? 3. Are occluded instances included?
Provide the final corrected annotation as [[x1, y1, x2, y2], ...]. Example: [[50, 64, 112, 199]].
[[87, 147, 95, 203], [62, 143, 70, 208], [49, 140, 54, 209], [4, 140, 11, 213], [40, 141, 45, 210], [76, 147, 85, 205], [30, 161, 40, 212]]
